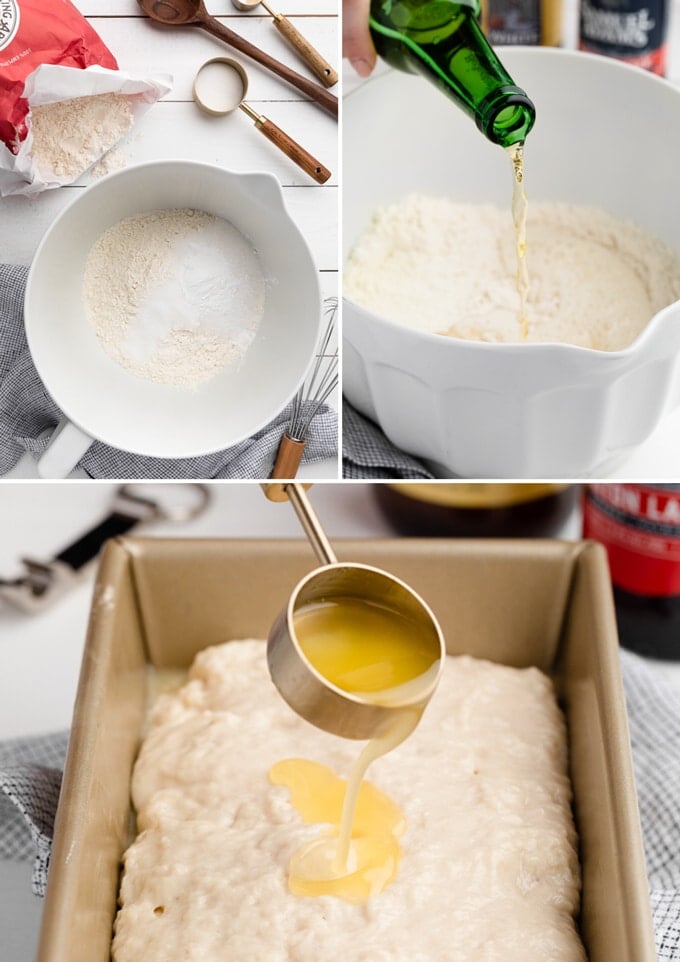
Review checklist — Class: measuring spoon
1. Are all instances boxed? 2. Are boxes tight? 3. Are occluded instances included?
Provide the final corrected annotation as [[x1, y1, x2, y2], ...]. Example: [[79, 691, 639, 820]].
[[264, 483, 445, 740], [231, 0, 337, 87], [193, 58, 331, 183], [137, 0, 338, 119]]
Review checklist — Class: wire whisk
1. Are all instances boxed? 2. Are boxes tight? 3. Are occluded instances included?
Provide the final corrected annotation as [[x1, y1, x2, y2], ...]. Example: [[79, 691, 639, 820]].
[[270, 298, 338, 478]]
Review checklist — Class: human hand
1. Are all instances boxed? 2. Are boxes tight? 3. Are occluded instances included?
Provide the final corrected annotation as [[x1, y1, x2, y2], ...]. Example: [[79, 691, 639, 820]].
[[343, 0, 376, 77]]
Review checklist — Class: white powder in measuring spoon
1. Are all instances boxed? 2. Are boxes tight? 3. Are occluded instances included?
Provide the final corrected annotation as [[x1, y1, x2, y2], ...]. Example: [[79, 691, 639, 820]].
[[83, 209, 266, 387]]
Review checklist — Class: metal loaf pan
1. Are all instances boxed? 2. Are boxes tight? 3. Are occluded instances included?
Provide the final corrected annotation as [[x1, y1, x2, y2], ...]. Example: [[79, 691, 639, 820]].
[[37, 537, 656, 962]]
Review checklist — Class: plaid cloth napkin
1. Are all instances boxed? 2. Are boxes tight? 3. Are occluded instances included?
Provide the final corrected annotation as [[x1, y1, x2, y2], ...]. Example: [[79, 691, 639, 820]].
[[0, 265, 337, 479], [0, 731, 68, 897], [624, 651, 680, 958], [1, 650, 679, 957], [342, 400, 435, 479]]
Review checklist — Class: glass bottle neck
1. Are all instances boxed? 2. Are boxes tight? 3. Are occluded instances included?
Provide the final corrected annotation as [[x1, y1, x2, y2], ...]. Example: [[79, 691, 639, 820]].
[[475, 85, 535, 145], [369, 2, 535, 147]]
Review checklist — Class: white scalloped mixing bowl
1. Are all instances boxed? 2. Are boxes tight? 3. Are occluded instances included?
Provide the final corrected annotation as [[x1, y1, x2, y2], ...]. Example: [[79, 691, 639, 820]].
[[343, 49, 680, 478]]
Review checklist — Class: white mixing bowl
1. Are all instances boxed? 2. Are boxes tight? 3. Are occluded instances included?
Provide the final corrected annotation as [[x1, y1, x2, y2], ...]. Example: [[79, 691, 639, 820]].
[[343, 49, 680, 478], [25, 160, 321, 475]]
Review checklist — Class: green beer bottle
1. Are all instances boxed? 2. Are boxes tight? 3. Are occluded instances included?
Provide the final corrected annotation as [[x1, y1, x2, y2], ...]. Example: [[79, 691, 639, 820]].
[[369, 0, 536, 147]]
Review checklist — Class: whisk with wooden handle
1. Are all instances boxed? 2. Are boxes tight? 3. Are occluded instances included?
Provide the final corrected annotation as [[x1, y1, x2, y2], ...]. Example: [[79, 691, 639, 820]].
[[271, 299, 338, 479]]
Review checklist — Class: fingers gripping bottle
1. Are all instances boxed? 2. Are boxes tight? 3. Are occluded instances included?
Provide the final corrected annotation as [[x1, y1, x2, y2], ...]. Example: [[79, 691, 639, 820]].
[[369, 0, 536, 147]]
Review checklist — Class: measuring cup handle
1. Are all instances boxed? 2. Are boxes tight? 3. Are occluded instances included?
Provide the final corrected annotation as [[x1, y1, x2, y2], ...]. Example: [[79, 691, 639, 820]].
[[255, 117, 331, 184], [262, 483, 337, 565], [198, 15, 338, 118], [274, 16, 338, 87]]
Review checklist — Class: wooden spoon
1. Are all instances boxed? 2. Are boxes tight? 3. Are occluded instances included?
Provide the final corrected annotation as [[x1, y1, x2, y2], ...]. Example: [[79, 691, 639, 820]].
[[138, 0, 338, 119]]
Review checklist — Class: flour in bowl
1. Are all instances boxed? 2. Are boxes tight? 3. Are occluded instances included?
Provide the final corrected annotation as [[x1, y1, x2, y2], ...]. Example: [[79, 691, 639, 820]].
[[83, 209, 266, 387], [113, 640, 585, 962], [344, 197, 680, 350]]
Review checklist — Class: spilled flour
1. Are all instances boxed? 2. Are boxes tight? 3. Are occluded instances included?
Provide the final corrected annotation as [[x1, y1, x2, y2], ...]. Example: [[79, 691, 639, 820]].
[[344, 197, 680, 351], [83, 209, 266, 387], [30, 93, 134, 181]]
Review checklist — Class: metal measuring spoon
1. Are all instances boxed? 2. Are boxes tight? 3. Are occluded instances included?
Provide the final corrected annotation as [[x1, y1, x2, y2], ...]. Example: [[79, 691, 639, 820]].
[[137, 0, 338, 118], [231, 0, 337, 87], [264, 484, 445, 740], [193, 58, 331, 184]]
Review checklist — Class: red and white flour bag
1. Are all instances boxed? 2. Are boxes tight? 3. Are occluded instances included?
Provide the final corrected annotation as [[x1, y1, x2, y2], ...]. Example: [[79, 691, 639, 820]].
[[0, 0, 171, 195]]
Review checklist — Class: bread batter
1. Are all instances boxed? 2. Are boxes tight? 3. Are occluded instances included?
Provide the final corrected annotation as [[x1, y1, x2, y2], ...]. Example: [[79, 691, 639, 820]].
[[113, 640, 585, 962]]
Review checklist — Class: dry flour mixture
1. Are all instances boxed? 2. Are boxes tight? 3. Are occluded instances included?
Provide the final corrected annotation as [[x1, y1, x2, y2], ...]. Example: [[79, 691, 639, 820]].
[[83, 209, 266, 388], [344, 197, 680, 351], [0, 0, 170, 196], [30, 92, 134, 181]]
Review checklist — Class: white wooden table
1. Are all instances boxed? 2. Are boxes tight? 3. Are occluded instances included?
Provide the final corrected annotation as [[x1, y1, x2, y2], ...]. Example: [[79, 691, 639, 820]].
[[0, 0, 339, 478]]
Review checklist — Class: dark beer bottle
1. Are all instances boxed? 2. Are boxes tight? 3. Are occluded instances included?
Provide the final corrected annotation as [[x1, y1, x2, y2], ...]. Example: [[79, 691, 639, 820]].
[[481, 0, 563, 46], [583, 484, 680, 659], [369, 0, 536, 147], [579, 0, 670, 77], [374, 483, 577, 537]]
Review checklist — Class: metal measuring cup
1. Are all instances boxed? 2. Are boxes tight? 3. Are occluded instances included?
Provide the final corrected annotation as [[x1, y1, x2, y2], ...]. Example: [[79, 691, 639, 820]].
[[264, 483, 445, 740], [193, 57, 331, 184]]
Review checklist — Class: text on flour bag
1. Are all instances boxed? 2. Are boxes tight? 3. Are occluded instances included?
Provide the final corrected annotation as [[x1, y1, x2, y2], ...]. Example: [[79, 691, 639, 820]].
[[0, 0, 117, 148]]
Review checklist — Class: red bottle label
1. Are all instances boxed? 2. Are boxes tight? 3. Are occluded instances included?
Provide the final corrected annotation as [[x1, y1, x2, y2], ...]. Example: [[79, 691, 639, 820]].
[[584, 484, 680, 596]]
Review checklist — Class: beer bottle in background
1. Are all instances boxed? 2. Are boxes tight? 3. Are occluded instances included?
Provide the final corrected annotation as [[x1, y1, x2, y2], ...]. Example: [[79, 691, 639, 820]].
[[579, 0, 670, 76], [369, 0, 536, 147], [583, 484, 680, 659], [374, 483, 577, 537], [481, 0, 563, 46]]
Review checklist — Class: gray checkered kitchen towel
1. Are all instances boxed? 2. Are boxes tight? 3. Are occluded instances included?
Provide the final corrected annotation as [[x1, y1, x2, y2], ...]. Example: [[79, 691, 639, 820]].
[[0, 265, 337, 479], [1, 650, 679, 956], [342, 399, 435, 479], [0, 731, 68, 897]]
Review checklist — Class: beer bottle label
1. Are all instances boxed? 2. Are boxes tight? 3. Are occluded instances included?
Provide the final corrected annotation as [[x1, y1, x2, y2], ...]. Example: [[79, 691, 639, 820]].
[[579, 0, 669, 75], [584, 484, 680, 597], [485, 0, 541, 45]]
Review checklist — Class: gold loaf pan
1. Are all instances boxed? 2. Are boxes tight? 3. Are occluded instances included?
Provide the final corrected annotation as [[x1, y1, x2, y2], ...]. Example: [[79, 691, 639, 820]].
[[37, 537, 656, 962]]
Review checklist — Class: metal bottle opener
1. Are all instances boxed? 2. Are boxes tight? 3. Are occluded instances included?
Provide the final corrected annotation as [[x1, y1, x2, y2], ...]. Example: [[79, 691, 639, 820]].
[[0, 483, 210, 613]]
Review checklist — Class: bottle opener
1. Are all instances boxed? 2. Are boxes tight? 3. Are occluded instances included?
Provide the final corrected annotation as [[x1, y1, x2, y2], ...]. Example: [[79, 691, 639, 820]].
[[0, 483, 210, 613]]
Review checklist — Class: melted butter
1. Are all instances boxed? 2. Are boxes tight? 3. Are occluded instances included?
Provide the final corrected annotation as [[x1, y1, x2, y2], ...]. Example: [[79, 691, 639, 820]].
[[508, 143, 530, 340], [269, 757, 406, 903], [293, 597, 440, 695], [268, 596, 440, 903]]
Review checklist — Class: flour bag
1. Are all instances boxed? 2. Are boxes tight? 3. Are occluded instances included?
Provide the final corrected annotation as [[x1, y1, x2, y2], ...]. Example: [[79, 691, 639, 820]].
[[0, 0, 171, 195]]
